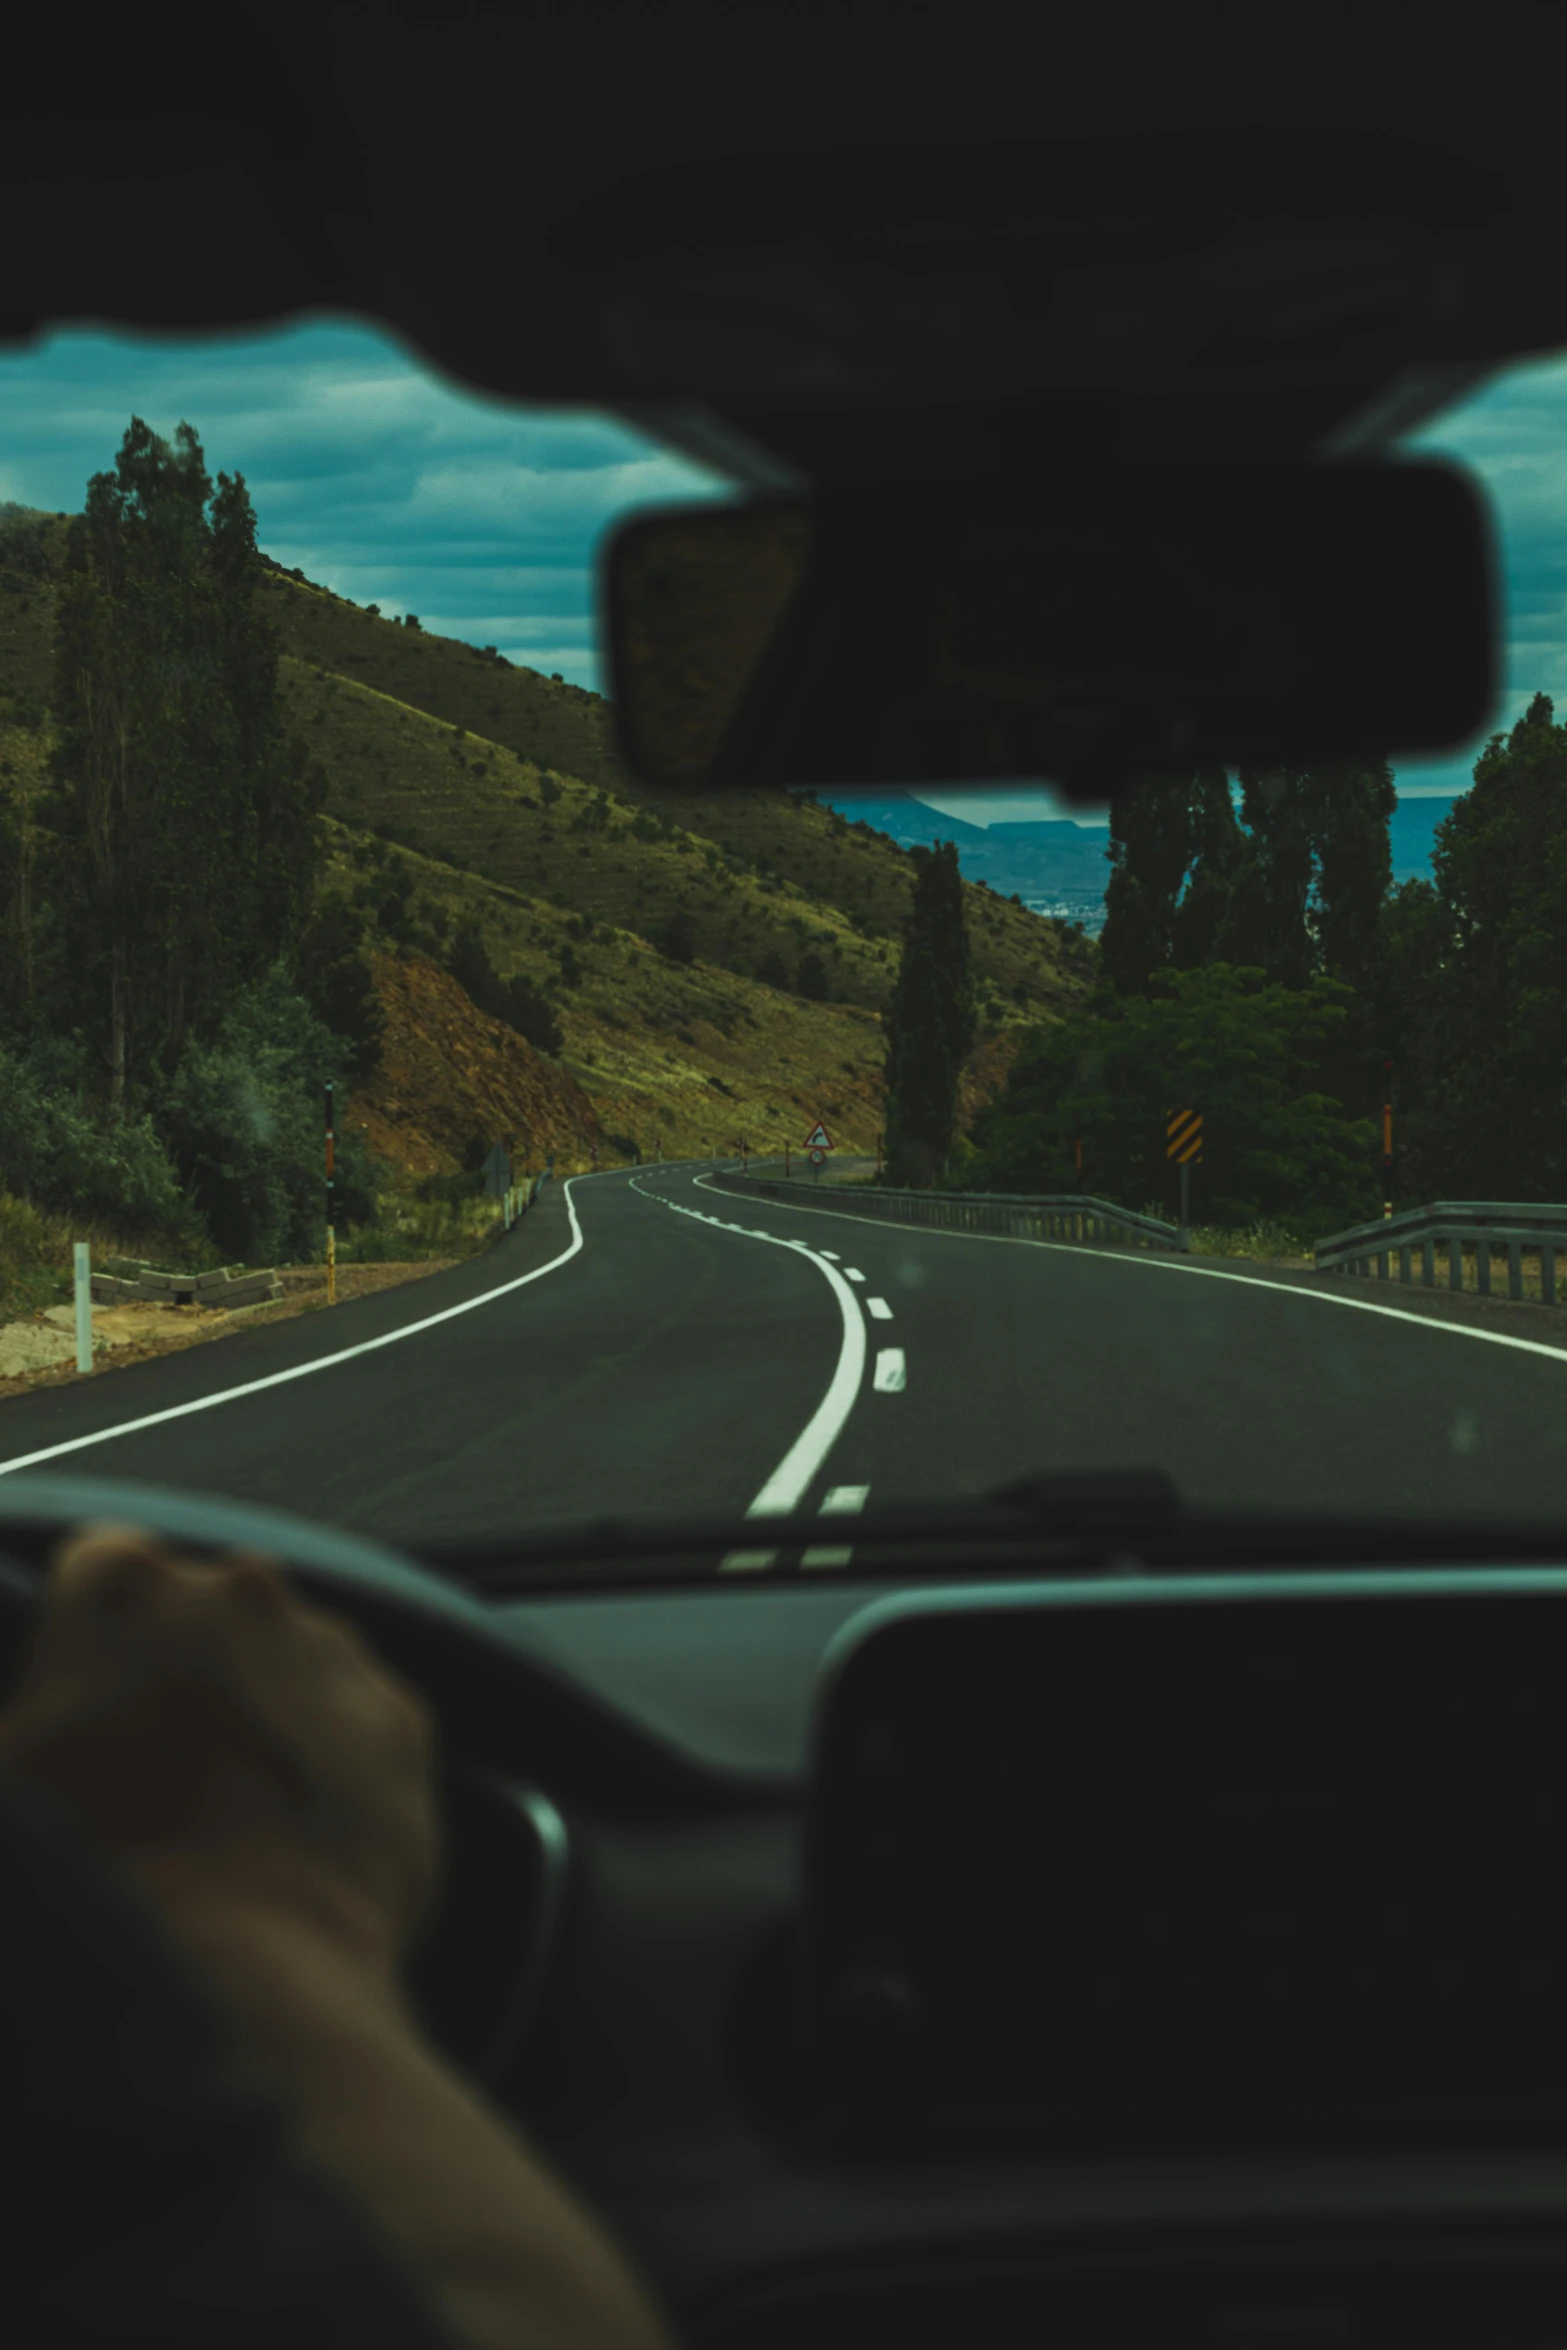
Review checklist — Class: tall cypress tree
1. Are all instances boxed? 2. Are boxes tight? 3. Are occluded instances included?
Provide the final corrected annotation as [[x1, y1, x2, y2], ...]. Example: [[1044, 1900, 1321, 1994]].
[[45, 418, 324, 1112], [884, 840, 975, 1186]]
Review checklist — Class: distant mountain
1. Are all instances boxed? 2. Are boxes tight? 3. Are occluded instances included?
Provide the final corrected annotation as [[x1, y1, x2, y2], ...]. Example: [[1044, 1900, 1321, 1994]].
[[824, 786, 1464, 938], [821, 788, 1111, 933]]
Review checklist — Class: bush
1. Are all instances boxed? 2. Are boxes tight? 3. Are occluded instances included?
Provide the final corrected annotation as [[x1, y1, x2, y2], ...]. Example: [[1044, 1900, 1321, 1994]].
[[757, 949, 789, 989], [162, 965, 377, 1265], [447, 921, 565, 1054], [0, 1032, 194, 1241], [796, 949, 829, 1001], [659, 911, 697, 965]]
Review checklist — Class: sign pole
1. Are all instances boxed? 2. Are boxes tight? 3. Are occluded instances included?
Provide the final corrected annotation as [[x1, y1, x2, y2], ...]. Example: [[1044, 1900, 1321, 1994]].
[[325, 1081, 336, 1306], [1179, 1159, 1189, 1245]]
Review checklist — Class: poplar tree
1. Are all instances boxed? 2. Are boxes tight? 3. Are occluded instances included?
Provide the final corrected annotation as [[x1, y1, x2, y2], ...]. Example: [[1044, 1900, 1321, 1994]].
[[884, 840, 975, 1186], [46, 417, 325, 1112]]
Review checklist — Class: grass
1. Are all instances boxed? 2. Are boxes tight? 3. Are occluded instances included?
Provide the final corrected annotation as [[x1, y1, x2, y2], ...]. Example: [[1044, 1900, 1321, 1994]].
[[1185, 1219, 1316, 1263], [0, 1189, 222, 1323]]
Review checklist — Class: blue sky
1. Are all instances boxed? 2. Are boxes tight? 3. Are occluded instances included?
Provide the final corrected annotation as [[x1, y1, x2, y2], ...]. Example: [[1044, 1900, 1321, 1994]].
[[0, 313, 1559, 821]]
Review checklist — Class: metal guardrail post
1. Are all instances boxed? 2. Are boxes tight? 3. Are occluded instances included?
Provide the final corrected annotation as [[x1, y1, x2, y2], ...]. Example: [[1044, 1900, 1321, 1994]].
[[1546, 1247, 1558, 1306], [1509, 1239, 1524, 1301]]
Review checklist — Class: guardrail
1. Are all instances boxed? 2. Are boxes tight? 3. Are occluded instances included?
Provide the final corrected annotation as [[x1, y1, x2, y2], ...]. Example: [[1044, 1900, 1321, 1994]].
[[715, 1169, 1187, 1253], [1315, 1202, 1567, 1303], [501, 1169, 548, 1230]]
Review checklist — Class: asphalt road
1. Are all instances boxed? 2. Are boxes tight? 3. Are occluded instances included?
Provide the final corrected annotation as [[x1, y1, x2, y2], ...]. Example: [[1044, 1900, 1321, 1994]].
[[3, 1160, 1567, 1555]]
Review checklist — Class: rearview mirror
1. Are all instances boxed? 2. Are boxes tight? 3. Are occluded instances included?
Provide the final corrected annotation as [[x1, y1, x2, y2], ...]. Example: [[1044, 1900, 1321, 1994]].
[[601, 460, 1496, 801]]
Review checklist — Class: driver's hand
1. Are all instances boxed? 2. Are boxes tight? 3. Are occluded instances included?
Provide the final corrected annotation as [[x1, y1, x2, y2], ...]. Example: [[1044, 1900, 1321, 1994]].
[[0, 1521, 443, 1984]]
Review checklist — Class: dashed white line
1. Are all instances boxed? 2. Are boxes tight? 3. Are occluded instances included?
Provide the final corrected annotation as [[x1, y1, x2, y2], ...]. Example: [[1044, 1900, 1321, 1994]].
[[802, 1545, 855, 1569], [821, 1485, 870, 1515], [866, 1297, 894, 1320], [628, 1172, 867, 1515], [844, 1268, 866, 1283], [720, 1549, 778, 1573], [873, 1348, 907, 1393]]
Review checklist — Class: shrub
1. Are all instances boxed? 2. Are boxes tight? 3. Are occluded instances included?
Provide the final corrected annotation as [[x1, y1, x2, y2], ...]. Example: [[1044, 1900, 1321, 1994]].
[[658, 911, 697, 965], [0, 1033, 192, 1240], [757, 949, 789, 988], [796, 949, 829, 1001], [446, 921, 565, 1055], [161, 966, 377, 1265]]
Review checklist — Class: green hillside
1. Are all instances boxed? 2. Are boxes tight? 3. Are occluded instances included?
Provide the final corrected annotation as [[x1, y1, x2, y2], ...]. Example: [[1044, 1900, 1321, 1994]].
[[0, 505, 1094, 1164]]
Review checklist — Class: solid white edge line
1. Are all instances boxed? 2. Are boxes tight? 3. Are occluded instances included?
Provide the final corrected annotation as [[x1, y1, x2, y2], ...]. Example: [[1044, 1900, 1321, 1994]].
[[629, 1168, 866, 1515], [0, 1180, 592, 1478], [691, 1176, 1567, 1369]]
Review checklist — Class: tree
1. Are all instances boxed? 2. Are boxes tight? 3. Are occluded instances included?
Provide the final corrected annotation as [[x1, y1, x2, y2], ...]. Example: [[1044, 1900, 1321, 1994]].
[[447, 920, 564, 1056], [1101, 772, 1229, 993], [292, 890, 385, 1084], [1104, 761, 1396, 1003], [1397, 691, 1567, 1198], [884, 840, 976, 1186], [968, 963, 1378, 1235], [44, 418, 325, 1112]]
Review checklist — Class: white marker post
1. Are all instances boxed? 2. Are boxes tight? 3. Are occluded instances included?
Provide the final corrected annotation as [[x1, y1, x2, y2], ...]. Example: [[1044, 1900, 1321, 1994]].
[[74, 1242, 92, 1373]]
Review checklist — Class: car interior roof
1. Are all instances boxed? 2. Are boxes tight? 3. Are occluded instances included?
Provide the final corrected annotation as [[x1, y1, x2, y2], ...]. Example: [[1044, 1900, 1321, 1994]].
[[5, 3, 1563, 491]]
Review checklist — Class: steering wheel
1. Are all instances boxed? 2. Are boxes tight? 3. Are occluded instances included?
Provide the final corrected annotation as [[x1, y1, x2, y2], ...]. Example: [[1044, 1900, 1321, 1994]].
[[0, 1470, 575, 2088]]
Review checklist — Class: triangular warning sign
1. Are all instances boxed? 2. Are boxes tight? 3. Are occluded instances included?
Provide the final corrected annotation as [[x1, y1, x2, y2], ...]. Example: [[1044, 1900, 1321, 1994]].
[[804, 1122, 834, 1150]]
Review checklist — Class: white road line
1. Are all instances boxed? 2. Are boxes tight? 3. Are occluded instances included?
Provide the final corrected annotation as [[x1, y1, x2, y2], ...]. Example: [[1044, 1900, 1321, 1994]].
[[844, 1268, 866, 1283], [690, 1176, 1567, 1370], [628, 1173, 866, 1515], [802, 1545, 855, 1569], [866, 1297, 894, 1320], [821, 1485, 870, 1514], [0, 1181, 591, 1478], [818, 1251, 841, 1261], [874, 1348, 907, 1393], [720, 1549, 778, 1573]]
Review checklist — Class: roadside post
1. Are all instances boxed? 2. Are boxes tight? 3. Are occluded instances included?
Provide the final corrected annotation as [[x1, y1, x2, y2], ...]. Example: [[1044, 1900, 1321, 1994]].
[[1167, 1108, 1202, 1251], [785, 1142, 791, 1179], [74, 1242, 91, 1374], [324, 1082, 336, 1305], [483, 1141, 511, 1230], [876, 1131, 883, 1183], [1383, 1058, 1393, 1219]]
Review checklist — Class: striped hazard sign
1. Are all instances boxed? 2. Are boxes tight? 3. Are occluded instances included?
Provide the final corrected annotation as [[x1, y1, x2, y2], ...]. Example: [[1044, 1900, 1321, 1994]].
[[1167, 1108, 1203, 1163]]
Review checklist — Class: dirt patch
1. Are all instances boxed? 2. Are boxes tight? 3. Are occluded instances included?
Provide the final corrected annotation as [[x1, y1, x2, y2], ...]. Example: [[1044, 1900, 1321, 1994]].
[[0, 1260, 466, 1404]]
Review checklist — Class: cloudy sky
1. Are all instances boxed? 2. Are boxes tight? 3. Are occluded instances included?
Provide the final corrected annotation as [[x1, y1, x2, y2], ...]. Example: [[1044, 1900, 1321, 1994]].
[[0, 314, 1559, 821]]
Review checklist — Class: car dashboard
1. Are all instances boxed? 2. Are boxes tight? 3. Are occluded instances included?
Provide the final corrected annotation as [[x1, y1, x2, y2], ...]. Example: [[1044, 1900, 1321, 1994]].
[[6, 1483, 1567, 2349]]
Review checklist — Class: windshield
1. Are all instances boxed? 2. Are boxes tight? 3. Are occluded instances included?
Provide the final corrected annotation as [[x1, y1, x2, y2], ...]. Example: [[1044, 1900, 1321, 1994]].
[[0, 318, 1560, 1572]]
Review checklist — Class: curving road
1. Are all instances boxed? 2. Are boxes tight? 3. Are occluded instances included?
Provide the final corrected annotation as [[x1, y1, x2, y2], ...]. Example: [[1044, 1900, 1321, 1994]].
[[2, 1162, 1567, 1557]]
